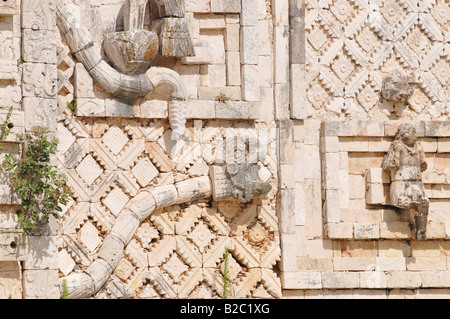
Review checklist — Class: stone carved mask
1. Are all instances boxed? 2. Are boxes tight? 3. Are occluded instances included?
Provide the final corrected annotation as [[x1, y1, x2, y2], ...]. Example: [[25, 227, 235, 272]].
[[382, 70, 416, 102], [211, 163, 272, 204], [226, 163, 272, 203]]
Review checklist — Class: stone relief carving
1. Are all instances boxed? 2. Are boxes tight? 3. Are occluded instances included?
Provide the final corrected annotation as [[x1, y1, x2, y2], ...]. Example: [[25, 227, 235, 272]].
[[56, 118, 276, 298], [23, 29, 57, 64], [55, 0, 190, 139], [104, 0, 159, 75], [382, 123, 429, 240], [61, 169, 271, 298], [381, 70, 417, 102], [22, 63, 58, 98], [22, 0, 56, 31], [150, 0, 195, 57], [210, 164, 272, 204]]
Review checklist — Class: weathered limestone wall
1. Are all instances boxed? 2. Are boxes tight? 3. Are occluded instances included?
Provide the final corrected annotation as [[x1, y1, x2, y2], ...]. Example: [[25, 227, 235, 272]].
[[281, 120, 450, 298], [281, 0, 450, 299]]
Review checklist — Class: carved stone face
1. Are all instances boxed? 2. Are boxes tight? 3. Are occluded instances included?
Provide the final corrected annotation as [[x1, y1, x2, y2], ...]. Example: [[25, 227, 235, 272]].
[[398, 124, 417, 147], [210, 163, 272, 204], [382, 70, 416, 102], [226, 163, 272, 204]]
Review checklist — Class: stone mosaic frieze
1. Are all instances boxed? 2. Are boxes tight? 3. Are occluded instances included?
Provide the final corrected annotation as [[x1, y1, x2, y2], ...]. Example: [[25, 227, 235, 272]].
[[304, 0, 450, 120], [55, 116, 281, 298]]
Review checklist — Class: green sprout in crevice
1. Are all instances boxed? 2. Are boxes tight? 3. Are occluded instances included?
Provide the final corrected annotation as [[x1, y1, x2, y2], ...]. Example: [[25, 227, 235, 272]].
[[66, 101, 77, 114], [216, 92, 230, 104], [0, 106, 14, 151], [61, 279, 69, 299], [222, 246, 231, 299]]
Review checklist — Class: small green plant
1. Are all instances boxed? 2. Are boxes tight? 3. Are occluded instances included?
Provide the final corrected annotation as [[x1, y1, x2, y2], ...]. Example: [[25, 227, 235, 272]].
[[66, 101, 77, 114], [3, 126, 72, 234], [216, 92, 230, 104], [88, 100, 101, 107], [61, 279, 69, 299], [16, 58, 24, 67], [0, 106, 13, 151], [222, 246, 231, 299]]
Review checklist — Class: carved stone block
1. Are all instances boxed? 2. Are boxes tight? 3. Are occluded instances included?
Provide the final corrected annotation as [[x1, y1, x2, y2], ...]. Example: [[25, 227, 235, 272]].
[[23, 97, 58, 132], [0, 27, 20, 61], [0, 85, 21, 110], [103, 187, 130, 217], [210, 164, 271, 203], [156, 17, 195, 57], [131, 157, 159, 187], [102, 125, 129, 156], [22, 0, 56, 30], [0, 0, 20, 15], [103, 30, 159, 75], [114, 258, 133, 281], [0, 261, 22, 299], [382, 70, 417, 102], [0, 230, 27, 261], [0, 61, 20, 82], [23, 269, 60, 299], [58, 249, 75, 276], [22, 29, 57, 64], [75, 154, 103, 186], [123, 0, 147, 31], [22, 63, 58, 98], [56, 122, 76, 154], [135, 223, 159, 247], [78, 221, 102, 253], [118, 139, 146, 170]]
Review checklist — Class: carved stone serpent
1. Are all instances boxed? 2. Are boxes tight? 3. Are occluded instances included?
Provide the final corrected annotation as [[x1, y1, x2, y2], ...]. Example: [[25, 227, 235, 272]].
[[62, 165, 271, 298], [56, 0, 187, 140], [55, 0, 272, 298]]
